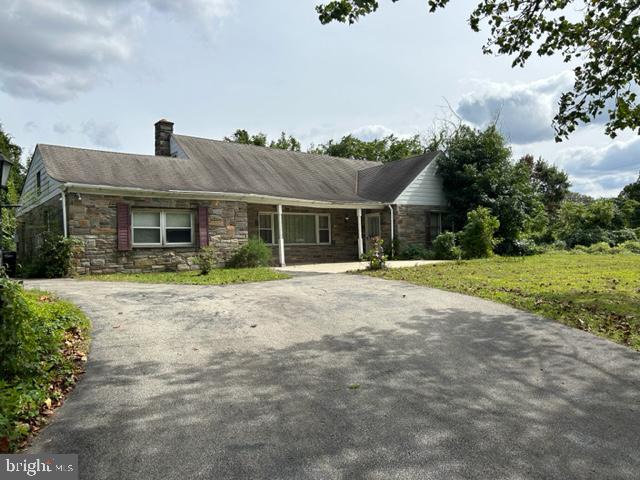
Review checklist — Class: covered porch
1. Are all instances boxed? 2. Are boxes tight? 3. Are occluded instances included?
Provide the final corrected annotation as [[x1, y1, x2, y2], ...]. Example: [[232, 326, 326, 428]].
[[246, 202, 393, 267]]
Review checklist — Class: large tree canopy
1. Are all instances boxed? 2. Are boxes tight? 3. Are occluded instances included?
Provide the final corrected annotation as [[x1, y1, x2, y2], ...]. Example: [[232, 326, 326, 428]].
[[316, 0, 640, 141], [0, 124, 25, 250], [225, 129, 302, 151]]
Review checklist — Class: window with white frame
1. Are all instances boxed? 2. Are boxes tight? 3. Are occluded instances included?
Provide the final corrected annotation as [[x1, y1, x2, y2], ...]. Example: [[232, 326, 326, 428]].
[[258, 212, 331, 245], [132, 210, 194, 247]]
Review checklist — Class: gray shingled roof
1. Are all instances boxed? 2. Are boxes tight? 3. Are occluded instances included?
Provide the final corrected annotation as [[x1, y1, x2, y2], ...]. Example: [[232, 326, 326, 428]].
[[38, 135, 437, 204], [357, 152, 440, 202]]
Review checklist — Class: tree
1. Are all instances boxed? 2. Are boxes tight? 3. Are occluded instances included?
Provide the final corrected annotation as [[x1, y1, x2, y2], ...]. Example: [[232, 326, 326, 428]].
[[310, 133, 425, 162], [619, 172, 640, 202], [458, 206, 500, 258], [434, 124, 537, 245], [517, 154, 570, 215], [316, 0, 640, 140], [225, 129, 303, 151], [224, 129, 267, 147], [269, 132, 302, 152], [0, 124, 25, 250]]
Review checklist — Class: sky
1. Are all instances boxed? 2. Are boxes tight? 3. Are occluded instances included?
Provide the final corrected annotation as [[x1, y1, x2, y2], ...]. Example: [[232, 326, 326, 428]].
[[1, 0, 638, 198]]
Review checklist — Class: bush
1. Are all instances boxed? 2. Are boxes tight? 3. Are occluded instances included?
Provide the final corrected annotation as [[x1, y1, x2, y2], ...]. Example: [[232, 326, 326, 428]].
[[228, 237, 271, 268], [196, 246, 217, 275], [361, 237, 388, 270], [586, 242, 613, 254], [496, 238, 540, 256], [0, 276, 90, 451], [432, 232, 460, 260], [621, 240, 640, 254], [22, 233, 77, 278], [398, 244, 433, 260], [562, 227, 610, 248], [609, 229, 638, 245], [458, 207, 500, 259]]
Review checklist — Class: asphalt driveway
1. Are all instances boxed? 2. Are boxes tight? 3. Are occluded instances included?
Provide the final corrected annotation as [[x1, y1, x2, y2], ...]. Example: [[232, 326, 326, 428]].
[[25, 274, 640, 480]]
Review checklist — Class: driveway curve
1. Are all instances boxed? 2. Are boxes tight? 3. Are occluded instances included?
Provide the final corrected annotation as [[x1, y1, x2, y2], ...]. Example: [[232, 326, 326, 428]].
[[25, 274, 640, 480]]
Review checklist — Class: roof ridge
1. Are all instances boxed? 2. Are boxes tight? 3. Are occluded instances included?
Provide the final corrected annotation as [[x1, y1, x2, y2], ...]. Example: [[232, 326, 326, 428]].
[[172, 133, 382, 168], [38, 143, 160, 159]]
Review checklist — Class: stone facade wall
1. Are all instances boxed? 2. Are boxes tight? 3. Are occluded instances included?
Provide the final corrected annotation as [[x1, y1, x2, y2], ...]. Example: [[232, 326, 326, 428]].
[[66, 193, 248, 275], [247, 204, 372, 264], [16, 195, 64, 265], [395, 204, 445, 248]]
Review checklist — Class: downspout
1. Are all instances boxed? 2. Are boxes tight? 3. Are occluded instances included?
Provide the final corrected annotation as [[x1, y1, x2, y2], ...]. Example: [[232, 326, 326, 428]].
[[387, 204, 395, 258], [61, 188, 68, 238]]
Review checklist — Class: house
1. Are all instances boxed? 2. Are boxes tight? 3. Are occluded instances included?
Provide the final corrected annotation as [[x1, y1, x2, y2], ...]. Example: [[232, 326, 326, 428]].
[[16, 120, 447, 274]]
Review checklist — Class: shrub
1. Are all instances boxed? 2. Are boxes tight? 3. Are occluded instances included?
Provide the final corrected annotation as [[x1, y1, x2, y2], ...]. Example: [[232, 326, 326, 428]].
[[586, 242, 613, 254], [196, 246, 217, 275], [432, 232, 460, 260], [609, 229, 638, 246], [398, 244, 433, 260], [0, 276, 90, 451], [361, 237, 387, 270], [22, 233, 77, 278], [562, 227, 611, 248], [228, 237, 271, 268], [496, 238, 540, 256], [458, 207, 500, 259], [620, 240, 640, 254]]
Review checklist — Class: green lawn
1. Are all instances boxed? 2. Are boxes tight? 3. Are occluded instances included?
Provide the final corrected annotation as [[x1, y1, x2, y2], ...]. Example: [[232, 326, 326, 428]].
[[81, 267, 290, 285], [363, 252, 640, 350]]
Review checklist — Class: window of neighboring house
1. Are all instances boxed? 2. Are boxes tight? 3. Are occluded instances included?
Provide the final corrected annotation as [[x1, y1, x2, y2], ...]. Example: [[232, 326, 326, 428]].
[[429, 211, 442, 242], [36, 171, 42, 196], [132, 210, 194, 247], [258, 212, 331, 245]]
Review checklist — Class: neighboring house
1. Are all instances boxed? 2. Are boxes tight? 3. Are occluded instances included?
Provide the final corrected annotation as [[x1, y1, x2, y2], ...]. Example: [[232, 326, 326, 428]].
[[16, 120, 447, 274]]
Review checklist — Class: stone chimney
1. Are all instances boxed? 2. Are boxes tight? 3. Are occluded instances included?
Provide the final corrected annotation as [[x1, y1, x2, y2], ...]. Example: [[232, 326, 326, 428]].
[[154, 119, 174, 156]]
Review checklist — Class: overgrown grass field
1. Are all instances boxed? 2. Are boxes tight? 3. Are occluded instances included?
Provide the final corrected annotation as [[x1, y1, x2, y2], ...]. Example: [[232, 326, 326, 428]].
[[363, 252, 640, 350], [81, 267, 289, 285]]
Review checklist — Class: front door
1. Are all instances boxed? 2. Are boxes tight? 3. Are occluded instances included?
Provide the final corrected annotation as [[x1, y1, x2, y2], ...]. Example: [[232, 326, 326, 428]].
[[365, 213, 381, 249]]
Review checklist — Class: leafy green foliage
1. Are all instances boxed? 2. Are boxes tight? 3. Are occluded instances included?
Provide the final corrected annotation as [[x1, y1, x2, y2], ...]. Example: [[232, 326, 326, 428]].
[[316, 0, 640, 140], [81, 267, 288, 285], [225, 129, 301, 151], [431, 232, 460, 260], [196, 246, 217, 275], [458, 207, 499, 259], [363, 252, 640, 350], [310, 133, 425, 163], [435, 125, 535, 244], [0, 124, 26, 251], [619, 173, 640, 202], [228, 237, 272, 268], [22, 233, 78, 278], [397, 243, 432, 260], [517, 154, 570, 215], [0, 278, 90, 451]]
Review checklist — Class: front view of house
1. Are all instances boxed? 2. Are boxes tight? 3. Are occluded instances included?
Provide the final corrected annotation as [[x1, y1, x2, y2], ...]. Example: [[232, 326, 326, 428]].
[[16, 120, 448, 274]]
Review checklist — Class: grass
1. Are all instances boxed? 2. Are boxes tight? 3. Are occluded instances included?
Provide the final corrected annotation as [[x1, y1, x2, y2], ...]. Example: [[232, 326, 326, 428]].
[[81, 267, 290, 285], [362, 251, 640, 350], [1, 285, 91, 452]]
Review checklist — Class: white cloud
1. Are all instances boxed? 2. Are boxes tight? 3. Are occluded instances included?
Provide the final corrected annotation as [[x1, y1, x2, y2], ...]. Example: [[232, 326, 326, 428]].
[[350, 125, 396, 141], [554, 136, 640, 197], [23, 121, 38, 132], [456, 72, 574, 144], [82, 120, 121, 149], [0, 0, 234, 102]]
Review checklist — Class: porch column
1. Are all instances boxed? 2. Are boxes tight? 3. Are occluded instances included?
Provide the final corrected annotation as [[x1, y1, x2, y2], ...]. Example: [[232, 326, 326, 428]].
[[277, 204, 285, 267], [357, 208, 364, 258]]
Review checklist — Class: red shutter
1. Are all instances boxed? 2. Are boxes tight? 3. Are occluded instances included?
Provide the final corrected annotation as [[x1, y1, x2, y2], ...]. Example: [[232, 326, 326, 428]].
[[197, 206, 209, 248], [117, 203, 131, 251]]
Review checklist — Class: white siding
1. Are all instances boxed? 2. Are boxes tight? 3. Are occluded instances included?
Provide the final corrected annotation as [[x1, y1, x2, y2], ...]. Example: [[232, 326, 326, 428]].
[[394, 156, 447, 206], [16, 148, 62, 216]]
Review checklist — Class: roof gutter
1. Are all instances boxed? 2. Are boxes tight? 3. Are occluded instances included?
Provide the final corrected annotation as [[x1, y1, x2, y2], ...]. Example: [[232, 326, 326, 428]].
[[62, 183, 385, 210]]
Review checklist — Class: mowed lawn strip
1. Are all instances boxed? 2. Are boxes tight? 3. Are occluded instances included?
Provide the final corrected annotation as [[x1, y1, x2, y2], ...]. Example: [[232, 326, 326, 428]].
[[81, 267, 290, 285], [363, 252, 640, 350]]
